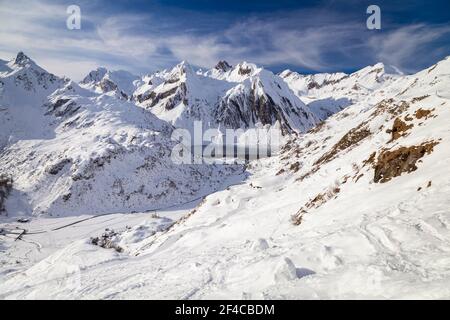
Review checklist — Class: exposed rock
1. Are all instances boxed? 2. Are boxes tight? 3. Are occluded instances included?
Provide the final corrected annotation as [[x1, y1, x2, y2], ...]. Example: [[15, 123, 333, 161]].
[[147, 83, 187, 110], [289, 162, 300, 173], [238, 66, 252, 76], [0, 174, 13, 213], [215, 81, 302, 134], [46, 98, 80, 118], [387, 118, 413, 141], [414, 108, 434, 120], [292, 184, 341, 225], [411, 95, 430, 103], [14, 51, 31, 66], [215, 60, 232, 72], [91, 229, 123, 253], [45, 158, 72, 175], [373, 141, 439, 183], [370, 99, 410, 118], [315, 123, 371, 166]]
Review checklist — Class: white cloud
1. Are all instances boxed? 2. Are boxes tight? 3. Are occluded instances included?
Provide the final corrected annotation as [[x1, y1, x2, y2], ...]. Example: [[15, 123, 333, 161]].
[[369, 24, 450, 72]]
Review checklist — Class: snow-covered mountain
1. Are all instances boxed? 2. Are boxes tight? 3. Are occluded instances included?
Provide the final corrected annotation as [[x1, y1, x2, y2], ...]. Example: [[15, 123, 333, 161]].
[[0, 52, 449, 299], [80, 67, 140, 100], [132, 60, 319, 134], [280, 63, 403, 119], [0, 52, 67, 150], [0, 53, 241, 216], [280, 63, 402, 101]]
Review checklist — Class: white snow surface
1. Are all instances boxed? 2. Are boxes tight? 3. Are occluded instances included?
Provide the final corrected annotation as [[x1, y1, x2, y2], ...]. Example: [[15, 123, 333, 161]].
[[0, 53, 450, 299]]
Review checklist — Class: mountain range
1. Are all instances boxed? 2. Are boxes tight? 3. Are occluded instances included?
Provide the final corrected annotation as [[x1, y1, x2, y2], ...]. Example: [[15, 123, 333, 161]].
[[0, 52, 449, 299]]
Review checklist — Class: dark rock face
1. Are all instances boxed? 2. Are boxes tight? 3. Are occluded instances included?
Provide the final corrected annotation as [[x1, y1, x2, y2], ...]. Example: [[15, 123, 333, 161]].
[[215, 82, 295, 135], [147, 83, 188, 110], [14, 52, 31, 66], [215, 61, 232, 72], [0, 174, 13, 213], [45, 158, 72, 175], [99, 78, 118, 93], [238, 66, 252, 76], [45, 99, 80, 118], [96, 78, 128, 99], [307, 81, 320, 90]]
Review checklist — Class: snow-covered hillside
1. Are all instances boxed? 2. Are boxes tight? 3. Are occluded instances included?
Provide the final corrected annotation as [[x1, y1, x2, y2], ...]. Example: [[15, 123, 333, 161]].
[[0, 53, 449, 299], [0, 53, 242, 217]]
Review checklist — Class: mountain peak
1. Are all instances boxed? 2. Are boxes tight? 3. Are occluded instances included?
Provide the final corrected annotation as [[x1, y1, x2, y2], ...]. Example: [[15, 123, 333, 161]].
[[14, 51, 32, 66], [81, 67, 108, 84], [215, 60, 232, 72], [355, 62, 385, 75], [170, 60, 196, 78], [10, 52, 40, 70], [353, 62, 403, 77], [235, 61, 258, 74], [372, 62, 385, 69]]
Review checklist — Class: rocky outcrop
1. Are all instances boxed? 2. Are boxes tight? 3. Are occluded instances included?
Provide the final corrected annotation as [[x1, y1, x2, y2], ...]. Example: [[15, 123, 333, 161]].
[[373, 141, 439, 183], [0, 174, 13, 213]]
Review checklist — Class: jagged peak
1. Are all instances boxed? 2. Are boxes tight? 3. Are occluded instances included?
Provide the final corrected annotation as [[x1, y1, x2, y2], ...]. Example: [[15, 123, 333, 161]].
[[81, 67, 108, 84], [215, 60, 232, 72], [168, 60, 197, 81], [7, 51, 43, 72], [14, 51, 34, 67], [219, 61, 263, 82], [4, 51, 60, 80], [235, 61, 259, 73], [95, 66, 108, 74]]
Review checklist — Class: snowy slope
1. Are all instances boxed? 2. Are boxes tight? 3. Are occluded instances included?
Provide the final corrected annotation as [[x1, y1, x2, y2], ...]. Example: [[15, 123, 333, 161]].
[[0, 56, 449, 299]]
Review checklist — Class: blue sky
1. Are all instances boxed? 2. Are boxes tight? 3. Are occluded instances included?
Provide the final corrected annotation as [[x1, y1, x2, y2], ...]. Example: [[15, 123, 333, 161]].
[[0, 0, 449, 80]]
